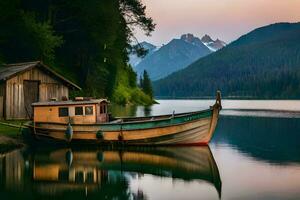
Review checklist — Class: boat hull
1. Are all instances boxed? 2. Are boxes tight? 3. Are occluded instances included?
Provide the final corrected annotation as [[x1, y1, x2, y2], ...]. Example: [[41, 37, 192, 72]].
[[27, 105, 220, 146]]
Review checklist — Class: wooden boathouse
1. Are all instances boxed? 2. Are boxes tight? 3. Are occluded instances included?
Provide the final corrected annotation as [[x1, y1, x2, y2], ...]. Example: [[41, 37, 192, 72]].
[[0, 61, 81, 119]]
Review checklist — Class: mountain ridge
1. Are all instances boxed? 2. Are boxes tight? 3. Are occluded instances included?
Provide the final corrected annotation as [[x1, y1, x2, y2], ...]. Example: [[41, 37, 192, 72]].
[[153, 22, 300, 99], [131, 33, 226, 80], [134, 34, 212, 80], [129, 41, 157, 68], [200, 34, 226, 51]]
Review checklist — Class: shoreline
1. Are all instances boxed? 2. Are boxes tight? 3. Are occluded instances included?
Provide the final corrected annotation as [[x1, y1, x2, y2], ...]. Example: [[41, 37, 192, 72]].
[[0, 136, 24, 154], [0, 121, 27, 153], [155, 97, 300, 100]]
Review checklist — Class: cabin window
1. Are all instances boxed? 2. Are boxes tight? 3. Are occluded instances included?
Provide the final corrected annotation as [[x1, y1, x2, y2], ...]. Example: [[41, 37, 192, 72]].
[[59, 107, 69, 117], [85, 106, 93, 115], [75, 107, 83, 115]]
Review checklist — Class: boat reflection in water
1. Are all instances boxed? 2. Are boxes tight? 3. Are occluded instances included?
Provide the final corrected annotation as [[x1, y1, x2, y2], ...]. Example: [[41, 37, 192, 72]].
[[0, 146, 221, 199]]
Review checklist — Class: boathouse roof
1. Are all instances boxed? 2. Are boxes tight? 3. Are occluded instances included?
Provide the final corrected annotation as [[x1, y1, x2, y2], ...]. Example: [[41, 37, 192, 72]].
[[0, 61, 81, 90]]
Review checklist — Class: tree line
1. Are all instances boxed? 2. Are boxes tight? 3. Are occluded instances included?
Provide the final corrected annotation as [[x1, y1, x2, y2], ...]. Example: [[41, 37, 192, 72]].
[[0, 0, 155, 105]]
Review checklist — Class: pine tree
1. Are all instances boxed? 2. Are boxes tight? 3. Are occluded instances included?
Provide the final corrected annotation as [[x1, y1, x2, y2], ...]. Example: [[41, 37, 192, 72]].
[[141, 70, 153, 99], [139, 75, 144, 88]]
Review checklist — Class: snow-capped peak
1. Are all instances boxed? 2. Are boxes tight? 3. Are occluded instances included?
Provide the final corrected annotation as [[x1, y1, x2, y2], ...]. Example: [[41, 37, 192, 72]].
[[180, 33, 205, 47], [201, 34, 214, 43], [201, 34, 226, 51]]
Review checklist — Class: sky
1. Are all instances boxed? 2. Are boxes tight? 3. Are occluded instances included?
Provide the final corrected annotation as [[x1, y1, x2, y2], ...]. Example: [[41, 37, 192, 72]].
[[135, 0, 300, 45]]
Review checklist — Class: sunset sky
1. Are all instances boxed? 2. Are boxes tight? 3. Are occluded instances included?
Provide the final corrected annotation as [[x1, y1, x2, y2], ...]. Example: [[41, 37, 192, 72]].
[[135, 0, 300, 45]]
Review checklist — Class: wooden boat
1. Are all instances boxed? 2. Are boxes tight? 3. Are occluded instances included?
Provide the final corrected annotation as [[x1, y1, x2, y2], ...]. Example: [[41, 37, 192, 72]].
[[29, 146, 222, 198], [27, 91, 222, 145]]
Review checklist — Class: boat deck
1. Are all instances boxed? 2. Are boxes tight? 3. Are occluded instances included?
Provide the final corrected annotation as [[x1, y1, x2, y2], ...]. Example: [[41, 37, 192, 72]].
[[113, 109, 212, 124]]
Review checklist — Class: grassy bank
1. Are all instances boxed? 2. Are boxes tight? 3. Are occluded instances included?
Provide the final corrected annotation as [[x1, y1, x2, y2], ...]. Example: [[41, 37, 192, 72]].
[[0, 121, 25, 136], [0, 121, 25, 153]]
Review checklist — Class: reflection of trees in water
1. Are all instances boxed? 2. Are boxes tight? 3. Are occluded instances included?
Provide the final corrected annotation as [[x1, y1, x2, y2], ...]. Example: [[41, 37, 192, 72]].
[[95, 171, 147, 200], [212, 116, 300, 164], [133, 188, 148, 200], [143, 106, 152, 117], [100, 173, 131, 199], [109, 104, 138, 117], [109, 103, 153, 118]]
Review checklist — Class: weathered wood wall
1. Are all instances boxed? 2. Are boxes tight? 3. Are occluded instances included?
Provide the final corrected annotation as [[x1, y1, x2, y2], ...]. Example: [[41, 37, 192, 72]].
[[39, 83, 69, 102], [5, 67, 69, 119], [0, 96, 3, 119], [0, 83, 4, 118]]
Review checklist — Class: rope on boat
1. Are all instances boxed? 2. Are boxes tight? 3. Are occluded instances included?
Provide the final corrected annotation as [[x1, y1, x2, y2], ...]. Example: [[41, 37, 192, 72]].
[[0, 121, 27, 129], [214, 90, 222, 110], [118, 119, 124, 141], [65, 117, 73, 142], [0, 121, 29, 137], [96, 130, 104, 140], [33, 121, 37, 135]]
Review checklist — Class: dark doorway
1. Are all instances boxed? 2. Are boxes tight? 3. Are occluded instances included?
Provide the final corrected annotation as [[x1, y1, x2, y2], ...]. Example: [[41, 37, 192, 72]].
[[24, 80, 39, 119]]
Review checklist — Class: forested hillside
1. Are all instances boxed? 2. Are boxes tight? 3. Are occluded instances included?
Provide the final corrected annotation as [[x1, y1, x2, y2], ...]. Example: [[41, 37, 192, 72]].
[[154, 23, 300, 99], [0, 0, 155, 105]]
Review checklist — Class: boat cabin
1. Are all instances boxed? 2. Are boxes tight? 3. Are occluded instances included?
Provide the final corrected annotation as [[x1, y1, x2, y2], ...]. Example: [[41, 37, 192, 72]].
[[32, 99, 109, 124]]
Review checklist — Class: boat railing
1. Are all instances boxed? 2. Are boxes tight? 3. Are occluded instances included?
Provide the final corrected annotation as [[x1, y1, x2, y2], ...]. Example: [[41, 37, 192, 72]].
[[113, 108, 212, 124]]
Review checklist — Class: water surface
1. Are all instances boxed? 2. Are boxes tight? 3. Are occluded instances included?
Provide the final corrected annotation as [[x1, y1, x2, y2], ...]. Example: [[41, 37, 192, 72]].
[[1, 100, 300, 200]]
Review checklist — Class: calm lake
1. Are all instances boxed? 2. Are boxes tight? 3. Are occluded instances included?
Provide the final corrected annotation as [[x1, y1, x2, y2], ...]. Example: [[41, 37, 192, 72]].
[[1, 100, 300, 200]]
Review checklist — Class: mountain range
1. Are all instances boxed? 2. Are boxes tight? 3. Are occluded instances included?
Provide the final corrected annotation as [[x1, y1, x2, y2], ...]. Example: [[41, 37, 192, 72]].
[[130, 34, 226, 80], [153, 22, 300, 99]]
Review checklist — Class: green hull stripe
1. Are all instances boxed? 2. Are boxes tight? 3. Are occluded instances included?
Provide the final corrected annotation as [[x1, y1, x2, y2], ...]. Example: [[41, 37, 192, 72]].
[[100, 109, 213, 131]]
